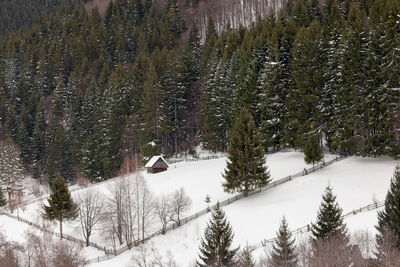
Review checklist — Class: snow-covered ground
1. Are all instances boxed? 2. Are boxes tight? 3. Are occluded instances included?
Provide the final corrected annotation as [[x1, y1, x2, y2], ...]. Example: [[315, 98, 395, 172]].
[[13, 151, 323, 248], [87, 156, 397, 266], [1, 151, 396, 266]]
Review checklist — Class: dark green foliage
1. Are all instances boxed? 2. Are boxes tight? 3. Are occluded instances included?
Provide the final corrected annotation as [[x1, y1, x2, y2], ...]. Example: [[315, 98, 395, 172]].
[[46, 125, 72, 183], [311, 186, 351, 266], [311, 186, 349, 241], [304, 135, 324, 167], [376, 166, 400, 264], [0, 189, 6, 207], [223, 108, 271, 197], [197, 202, 238, 267], [0, 0, 78, 35], [32, 99, 47, 179], [269, 217, 297, 267], [201, 58, 236, 152], [43, 173, 78, 239], [0, 0, 399, 185], [237, 244, 255, 267]]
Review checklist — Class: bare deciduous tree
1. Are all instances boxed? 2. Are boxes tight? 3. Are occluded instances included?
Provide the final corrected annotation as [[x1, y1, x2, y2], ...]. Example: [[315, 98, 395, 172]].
[[133, 172, 154, 240], [0, 138, 24, 205], [78, 189, 104, 247], [352, 230, 375, 260], [24, 229, 53, 267], [170, 188, 192, 226], [106, 177, 125, 246], [0, 232, 24, 267], [129, 245, 177, 267], [155, 195, 173, 234], [121, 175, 137, 248], [51, 241, 86, 267]]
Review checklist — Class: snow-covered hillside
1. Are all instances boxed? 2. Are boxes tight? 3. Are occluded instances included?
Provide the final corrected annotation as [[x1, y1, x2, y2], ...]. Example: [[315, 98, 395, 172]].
[[88, 156, 397, 266], [2, 152, 397, 266], [15, 151, 326, 247]]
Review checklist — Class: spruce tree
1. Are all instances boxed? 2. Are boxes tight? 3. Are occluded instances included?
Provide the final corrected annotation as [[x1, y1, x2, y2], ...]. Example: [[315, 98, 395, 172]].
[[237, 244, 255, 267], [0, 189, 6, 207], [223, 108, 270, 197], [311, 186, 348, 240], [375, 166, 400, 264], [43, 173, 77, 239], [304, 134, 324, 169], [32, 99, 46, 179], [311, 186, 350, 266], [197, 202, 238, 267], [269, 217, 297, 267]]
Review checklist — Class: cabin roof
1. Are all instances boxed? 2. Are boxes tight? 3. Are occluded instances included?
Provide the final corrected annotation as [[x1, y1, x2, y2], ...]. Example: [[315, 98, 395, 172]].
[[145, 155, 169, 168]]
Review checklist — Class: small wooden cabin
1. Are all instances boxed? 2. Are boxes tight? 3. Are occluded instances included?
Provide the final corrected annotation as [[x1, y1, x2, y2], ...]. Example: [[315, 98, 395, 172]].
[[145, 156, 169, 173]]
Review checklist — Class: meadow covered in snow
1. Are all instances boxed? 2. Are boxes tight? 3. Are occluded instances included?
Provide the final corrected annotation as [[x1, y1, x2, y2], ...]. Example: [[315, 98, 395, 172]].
[[0, 151, 397, 266]]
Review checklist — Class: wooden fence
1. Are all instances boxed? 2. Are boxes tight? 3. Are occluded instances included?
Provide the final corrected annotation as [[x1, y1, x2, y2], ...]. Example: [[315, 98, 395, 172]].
[[249, 200, 385, 252], [86, 155, 347, 263], [0, 211, 112, 255]]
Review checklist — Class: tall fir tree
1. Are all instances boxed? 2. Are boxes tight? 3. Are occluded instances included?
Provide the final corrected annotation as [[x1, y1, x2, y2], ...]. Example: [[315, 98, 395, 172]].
[[375, 166, 400, 265], [0, 189, 6, 207], [304, 134, 324, 169], [223, 108, 270, 197], [311, 186, 350, 266], [201, 58, 235, 152], [269, 217, 297, 267], [32, 99, 47, 179], [311, 186, 349, 240], [43, 173, 77, 239], [197, 202, 238, 267]]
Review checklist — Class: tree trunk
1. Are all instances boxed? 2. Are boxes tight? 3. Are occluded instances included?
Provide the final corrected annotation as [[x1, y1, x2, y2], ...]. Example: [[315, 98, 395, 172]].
[[59, 215, 63, 239], [86, 233, 89, 247]]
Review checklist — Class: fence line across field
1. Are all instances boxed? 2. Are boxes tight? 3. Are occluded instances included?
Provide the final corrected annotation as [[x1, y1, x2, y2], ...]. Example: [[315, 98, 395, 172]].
[[18, 154, 228, 208], [249, 200, 385, 252], [1, 153, 347, 264], [87, 154, 347, 263], [0, 211, 111, 255]]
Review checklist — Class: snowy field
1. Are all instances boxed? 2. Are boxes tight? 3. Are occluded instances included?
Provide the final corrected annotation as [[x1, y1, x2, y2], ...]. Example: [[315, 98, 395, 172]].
[[11, 151, 326, 248], [0, 152, 395, 266], [87, 156, 398, 266]]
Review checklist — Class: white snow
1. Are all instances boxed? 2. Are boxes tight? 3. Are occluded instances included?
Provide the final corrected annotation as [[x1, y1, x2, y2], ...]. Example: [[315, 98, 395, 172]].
[[87, 155, 398, 266], [145, 155, 169, 168], [2, 151, 397, 266]]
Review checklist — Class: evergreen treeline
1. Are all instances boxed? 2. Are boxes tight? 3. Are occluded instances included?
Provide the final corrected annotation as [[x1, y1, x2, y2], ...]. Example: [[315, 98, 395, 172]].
[[0, 0, 81, 35], [0, 0, 399, 183]]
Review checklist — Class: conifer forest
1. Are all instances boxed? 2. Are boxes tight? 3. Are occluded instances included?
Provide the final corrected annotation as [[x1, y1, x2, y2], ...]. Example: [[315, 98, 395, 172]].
[[1, 0, 400, 266], [1, 0, 399, 184]]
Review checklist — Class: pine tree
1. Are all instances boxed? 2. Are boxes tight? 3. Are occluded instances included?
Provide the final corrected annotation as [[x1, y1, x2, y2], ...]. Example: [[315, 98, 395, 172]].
[[375, 165, 400, 264], [258, 38, 288, 151], [0, 189, 6, 207], [201, 58, 235, 152], [269, 217, 297, 267], [17, 104, 32, 166], [311, 186, 350, 266], [139, 62, 164, 158], [311, 186, 349, 240], [237, 244, 255, 267], [304, 134, 324, 169], [197, 202, 238, 267], [32, 99, 47, 179], [223, 108, 270, 197], [287, 21, 325, 148], [43, 173, 77, 239], [46, 125, 68, 183]]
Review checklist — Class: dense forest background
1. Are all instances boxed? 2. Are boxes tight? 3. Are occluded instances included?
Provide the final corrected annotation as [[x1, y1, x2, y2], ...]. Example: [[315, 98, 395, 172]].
[[0, 0, 399, 184]]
